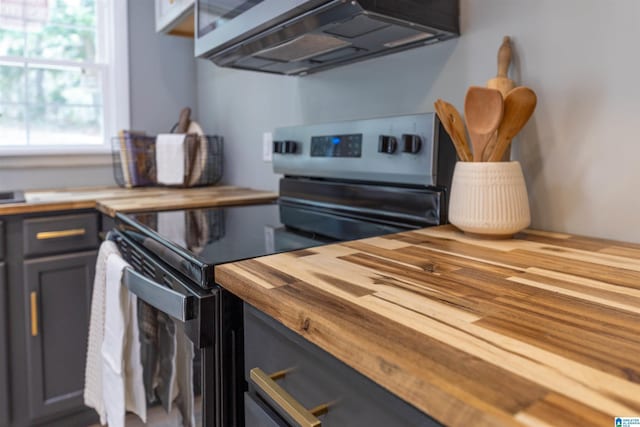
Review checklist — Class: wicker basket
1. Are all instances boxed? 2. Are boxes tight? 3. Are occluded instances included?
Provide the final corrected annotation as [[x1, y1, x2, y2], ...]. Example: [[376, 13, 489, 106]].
[[111, 133, 223, 188]]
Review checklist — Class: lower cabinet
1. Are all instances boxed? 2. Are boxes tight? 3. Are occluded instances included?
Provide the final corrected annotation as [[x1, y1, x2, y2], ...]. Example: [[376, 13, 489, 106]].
[[0, 262, 9, 427], [22, 251, 96, 422], [244, 304, 443, 427]]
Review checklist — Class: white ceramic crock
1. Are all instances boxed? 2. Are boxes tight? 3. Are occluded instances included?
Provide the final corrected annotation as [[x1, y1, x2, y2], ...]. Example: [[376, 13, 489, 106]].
[[448, 161, 530, 239]]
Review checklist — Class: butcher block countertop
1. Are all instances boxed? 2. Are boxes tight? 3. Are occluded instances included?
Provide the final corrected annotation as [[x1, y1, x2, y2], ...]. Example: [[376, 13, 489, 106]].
[[0, 186, 277, 216], [215, 225, 640, 427]]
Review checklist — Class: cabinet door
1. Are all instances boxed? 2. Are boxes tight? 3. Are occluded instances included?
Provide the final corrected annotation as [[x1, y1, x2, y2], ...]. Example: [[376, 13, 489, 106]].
[[23, 251, 96, 421], [0, 262, 9, 427]]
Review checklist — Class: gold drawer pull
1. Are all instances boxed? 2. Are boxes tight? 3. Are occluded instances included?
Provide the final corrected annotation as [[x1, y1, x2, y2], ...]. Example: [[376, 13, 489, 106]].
[[36, 228, 86, 240], [30, 291, 38, 337], [250, 368, 329, 427]]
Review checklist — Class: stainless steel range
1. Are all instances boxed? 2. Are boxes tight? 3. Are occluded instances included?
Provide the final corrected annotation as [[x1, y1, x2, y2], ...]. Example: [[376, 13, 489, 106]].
[[110, 113, 456, 427]]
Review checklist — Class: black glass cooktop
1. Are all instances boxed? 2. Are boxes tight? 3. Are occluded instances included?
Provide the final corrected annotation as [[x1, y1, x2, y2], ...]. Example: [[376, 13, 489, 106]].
[[115, 203, 334, 287]]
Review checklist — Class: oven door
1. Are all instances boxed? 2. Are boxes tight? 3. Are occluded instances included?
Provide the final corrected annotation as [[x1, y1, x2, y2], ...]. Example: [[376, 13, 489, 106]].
[[115, 231, 244, 427]]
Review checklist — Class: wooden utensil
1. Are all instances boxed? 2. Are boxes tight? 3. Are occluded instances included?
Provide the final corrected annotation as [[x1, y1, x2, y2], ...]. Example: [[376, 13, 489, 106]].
[[484, 36, 516, 160], [175, 107, 191, 133], [486, 86, 537, 162], [434, 100, 472, 162], [464, 87, 504, 161], [487, 36, 515, 97]]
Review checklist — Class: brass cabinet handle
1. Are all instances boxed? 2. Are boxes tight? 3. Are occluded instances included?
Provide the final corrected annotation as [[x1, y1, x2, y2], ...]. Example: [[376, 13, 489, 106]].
[[250, 368, 329, 427], [30, 291, 38, 337], [36, 228, 86, 240]]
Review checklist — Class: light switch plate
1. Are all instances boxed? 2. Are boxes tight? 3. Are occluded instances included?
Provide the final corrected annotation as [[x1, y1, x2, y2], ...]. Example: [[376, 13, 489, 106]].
[[263, 132, 273, 162]]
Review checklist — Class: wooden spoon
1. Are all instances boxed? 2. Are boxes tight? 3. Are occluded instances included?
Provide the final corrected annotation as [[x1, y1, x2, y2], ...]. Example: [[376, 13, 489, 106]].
[[434, 99, 472, 162], [486, 87, 537, 162], [464, 87, 504, 161]]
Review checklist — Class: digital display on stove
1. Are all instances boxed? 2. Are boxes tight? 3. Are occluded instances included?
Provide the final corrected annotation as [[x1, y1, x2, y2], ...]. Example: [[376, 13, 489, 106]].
[[310, 134, 362, 157]]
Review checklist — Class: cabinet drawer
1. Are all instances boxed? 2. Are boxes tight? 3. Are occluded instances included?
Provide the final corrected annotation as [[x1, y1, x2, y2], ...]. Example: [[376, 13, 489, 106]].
[[244, 305, 442, 427], [0, 220, 4, 260], [23, 213, 98, 257]]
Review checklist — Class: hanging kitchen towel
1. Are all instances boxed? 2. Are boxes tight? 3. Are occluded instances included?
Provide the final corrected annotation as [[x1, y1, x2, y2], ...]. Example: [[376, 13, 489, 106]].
[[84, 240, 120, 425], [174, 325, 196, 427], [138, 300, 159, 405], [156, 133, 186, 185], [156, 311, 179, 413], [124, 291, 147, 422], [102, 253, 147, 427]]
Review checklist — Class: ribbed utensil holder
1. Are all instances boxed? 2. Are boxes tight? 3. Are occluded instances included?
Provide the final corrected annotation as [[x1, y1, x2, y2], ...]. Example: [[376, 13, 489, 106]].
[[448, 161, 530, 239]]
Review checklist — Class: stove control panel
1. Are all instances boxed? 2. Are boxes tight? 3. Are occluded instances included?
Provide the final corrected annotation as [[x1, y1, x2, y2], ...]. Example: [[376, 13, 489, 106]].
[[310, 134, 362, 157], [273, 113, 455, 187]]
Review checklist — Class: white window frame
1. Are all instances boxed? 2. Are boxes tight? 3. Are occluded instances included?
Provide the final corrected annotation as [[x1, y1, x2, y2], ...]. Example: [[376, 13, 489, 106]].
[[0, 0, 129, 165]]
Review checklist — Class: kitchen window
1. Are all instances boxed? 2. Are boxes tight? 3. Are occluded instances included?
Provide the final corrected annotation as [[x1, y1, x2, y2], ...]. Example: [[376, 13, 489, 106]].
[[0, 0, 128, 155]]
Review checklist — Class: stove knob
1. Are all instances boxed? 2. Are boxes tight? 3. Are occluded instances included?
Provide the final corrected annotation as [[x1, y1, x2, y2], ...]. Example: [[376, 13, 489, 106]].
[[378, 135, 397, 154], [273, 140, 298, 154], [402, 134, 422, 154]]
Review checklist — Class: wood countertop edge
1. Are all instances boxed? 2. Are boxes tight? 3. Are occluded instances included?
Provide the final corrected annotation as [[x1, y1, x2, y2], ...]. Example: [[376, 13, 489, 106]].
[[0, 200, 98, 215], [96, 191, 278, 217], [215, 266, 523, 427], [0, 187, 277, 216]]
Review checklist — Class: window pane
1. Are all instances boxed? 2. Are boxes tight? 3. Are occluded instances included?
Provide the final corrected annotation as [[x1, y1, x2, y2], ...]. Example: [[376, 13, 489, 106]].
[[28, 104, 102, 145], [48, 0, 96, 29], [0, 104, 27, 146], [26, 25, 96, 62], [26, 65, 101, 105], [0, 63, 25, 103], [0, 28, 25, 56]]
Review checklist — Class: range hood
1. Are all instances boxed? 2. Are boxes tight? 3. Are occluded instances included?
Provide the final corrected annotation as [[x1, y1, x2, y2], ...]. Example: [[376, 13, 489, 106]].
[[195, 0, 459, 76]]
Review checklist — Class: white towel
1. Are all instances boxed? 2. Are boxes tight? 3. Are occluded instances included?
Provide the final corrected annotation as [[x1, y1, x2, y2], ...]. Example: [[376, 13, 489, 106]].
[[175, 326, 196, 427], [156, 134, 186, 185], [102, 253, 147, 427], [84, 240, 120, 425]]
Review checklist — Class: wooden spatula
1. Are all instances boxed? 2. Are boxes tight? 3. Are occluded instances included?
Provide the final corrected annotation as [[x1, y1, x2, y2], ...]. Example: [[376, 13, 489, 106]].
[[486, 86, 537, 162], [434, 99, 472, 162], [464, 87, 504, 161]]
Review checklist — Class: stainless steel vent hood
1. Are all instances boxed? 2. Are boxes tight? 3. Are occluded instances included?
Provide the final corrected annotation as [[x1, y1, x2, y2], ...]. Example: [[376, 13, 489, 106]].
[[195, 0, 459, 76]]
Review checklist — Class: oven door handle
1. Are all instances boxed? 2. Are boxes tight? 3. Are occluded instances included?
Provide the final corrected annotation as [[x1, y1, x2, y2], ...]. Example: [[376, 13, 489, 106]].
[[123, 267, 195, 321]]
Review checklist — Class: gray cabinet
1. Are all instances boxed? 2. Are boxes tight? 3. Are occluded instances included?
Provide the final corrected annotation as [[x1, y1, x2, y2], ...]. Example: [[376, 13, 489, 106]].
[[1, 211, 99, 427], [0, 220, 5, 260], [0, 262, 9, 427], [23, 251, 96, 421], [244, 305, 442, 427]]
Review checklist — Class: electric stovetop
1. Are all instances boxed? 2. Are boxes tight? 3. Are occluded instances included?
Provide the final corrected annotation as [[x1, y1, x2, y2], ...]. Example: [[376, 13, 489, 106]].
[[115, 202, 334, 288]]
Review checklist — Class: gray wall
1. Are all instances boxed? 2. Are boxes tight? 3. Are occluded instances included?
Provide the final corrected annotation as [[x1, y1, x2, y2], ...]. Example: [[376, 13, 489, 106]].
[[128, 1, 197, 134], [0, 2, 196, 191], [196, 0, 640, 242]]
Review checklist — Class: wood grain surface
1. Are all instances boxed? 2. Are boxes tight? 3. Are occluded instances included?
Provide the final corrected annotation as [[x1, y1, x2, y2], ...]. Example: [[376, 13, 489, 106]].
[[215, 225, 640, 427], [0, 186, 277, 216]]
